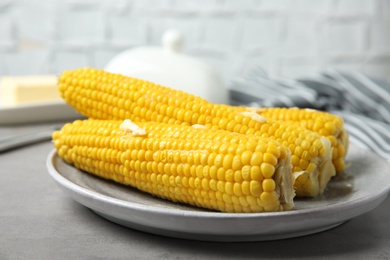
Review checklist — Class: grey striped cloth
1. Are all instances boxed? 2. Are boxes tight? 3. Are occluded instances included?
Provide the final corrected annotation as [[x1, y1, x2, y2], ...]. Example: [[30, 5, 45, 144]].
[[228, 69, 390, 162]]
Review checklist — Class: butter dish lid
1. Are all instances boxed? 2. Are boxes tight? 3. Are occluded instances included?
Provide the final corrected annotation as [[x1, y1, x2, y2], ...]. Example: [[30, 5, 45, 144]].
[[105, 30, 227, 104]]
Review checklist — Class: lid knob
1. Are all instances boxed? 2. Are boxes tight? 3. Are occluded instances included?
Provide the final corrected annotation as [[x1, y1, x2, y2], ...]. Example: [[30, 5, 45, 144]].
[[162, 29, 183, 53]]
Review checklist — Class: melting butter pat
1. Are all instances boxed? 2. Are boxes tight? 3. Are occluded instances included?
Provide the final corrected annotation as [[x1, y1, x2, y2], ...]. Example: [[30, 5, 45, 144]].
[[120, 119, 147, 137]]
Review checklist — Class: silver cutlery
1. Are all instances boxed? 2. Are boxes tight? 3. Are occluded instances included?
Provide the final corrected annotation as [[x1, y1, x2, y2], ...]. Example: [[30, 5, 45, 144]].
[[0, 125, 60, 153]]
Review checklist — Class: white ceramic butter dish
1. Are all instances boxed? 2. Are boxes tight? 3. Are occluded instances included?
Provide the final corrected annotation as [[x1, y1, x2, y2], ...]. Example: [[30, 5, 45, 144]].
[[105, 29, 227, 104]]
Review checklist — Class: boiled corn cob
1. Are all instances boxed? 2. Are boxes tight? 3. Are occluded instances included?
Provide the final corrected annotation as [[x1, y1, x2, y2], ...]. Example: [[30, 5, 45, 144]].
[[58, 68, 335, 197], [52, 119, 295, 213], [254, 107, 349, 173]]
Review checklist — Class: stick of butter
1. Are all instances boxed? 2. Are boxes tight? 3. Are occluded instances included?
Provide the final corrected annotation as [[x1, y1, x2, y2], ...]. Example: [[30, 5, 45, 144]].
[[0, 75, 61, 107]]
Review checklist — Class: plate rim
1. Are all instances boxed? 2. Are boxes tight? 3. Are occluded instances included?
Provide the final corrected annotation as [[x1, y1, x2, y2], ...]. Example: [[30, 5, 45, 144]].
[[46, 145, 390, 241], [0, 100, 66, 110], [0, 101, 84, 125]]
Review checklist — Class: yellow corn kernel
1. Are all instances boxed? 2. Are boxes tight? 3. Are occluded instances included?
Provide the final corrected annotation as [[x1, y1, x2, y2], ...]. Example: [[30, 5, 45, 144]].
[[52, 119, 295, 213]]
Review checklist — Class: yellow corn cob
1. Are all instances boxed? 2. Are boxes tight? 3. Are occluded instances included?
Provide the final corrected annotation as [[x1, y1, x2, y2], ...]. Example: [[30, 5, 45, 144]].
[[58, 68, 335, 197], [52, 119, 295, 213], [253, 107, 349, 173]]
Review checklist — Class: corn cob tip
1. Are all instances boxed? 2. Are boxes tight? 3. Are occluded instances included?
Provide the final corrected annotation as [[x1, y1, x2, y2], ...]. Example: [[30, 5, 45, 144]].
[[293, 136, 335, 197], [274, 153, 295, 210]]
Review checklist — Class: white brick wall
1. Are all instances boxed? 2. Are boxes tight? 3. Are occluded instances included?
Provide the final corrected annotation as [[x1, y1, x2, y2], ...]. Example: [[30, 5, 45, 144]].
[[0, 0, 389, 81]]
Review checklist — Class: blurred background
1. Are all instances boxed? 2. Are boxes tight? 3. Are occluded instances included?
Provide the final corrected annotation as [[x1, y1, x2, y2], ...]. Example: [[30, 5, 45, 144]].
[[0, 0, 389, 81]]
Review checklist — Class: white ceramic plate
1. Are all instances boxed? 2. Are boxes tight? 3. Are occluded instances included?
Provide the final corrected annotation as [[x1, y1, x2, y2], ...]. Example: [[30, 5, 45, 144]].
[[0, 101, 84, 125], [46, 143, 390, 242]]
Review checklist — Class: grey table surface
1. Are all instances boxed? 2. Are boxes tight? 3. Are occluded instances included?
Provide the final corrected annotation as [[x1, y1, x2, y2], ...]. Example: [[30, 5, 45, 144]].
[[1, 122, 390, 260]]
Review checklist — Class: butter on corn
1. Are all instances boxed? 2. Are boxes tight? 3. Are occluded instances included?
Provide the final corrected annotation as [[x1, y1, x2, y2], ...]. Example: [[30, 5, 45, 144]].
[[58, 68, 337, 197], [120, 119, 147, 136], [52, 119, 295, 213]]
